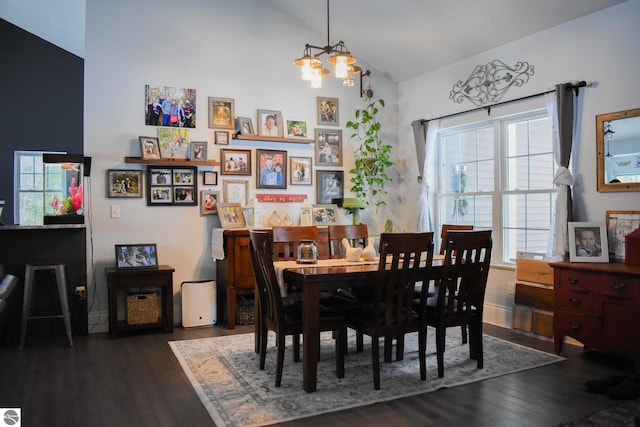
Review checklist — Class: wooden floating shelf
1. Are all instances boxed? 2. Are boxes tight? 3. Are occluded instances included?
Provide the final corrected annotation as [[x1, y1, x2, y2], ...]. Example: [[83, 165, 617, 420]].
[[125, 157, 220, 167], [233, 134, 314, 144]]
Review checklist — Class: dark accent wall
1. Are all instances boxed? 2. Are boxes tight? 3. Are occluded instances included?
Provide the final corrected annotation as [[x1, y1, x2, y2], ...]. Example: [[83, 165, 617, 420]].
[[0, 19, 84, 225]]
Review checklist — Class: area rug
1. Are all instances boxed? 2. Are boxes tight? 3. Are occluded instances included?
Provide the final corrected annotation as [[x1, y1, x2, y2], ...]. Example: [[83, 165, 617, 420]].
[[556, 398, 640, 426], [169, 329, 564, 427]]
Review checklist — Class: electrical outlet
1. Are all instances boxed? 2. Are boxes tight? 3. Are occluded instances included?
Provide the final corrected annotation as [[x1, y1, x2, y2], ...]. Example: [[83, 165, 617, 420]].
[[111, 205, 120, 218]]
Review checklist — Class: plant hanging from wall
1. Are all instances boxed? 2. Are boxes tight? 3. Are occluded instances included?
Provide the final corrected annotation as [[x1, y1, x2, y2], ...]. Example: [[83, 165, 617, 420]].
[[345, 98, 393, 212]]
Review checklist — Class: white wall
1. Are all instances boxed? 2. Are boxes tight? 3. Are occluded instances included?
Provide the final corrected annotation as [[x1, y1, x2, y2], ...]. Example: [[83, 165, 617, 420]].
[[83, 0, 398, 331], [398, 0, 640, 327]]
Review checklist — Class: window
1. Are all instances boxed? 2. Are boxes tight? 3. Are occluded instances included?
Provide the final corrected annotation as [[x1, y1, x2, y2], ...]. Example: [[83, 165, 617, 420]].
[[436, 110, 556, 263], [14, 151, 66, 225]]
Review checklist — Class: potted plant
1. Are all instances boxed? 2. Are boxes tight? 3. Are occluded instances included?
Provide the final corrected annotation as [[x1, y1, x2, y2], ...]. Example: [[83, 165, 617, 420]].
[[345, 99, 394, 212]]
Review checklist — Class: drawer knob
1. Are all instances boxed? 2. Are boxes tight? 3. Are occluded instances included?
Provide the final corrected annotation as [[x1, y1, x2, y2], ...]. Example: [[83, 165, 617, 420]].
[[568, 277, 578, 285], [610, 282, 626, 291], [569, 298, 581, 307], [569, 321, 581, 330]]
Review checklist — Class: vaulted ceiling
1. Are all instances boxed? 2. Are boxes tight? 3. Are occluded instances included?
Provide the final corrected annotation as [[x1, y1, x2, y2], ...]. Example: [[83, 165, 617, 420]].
[[270, 0, 626, 82]]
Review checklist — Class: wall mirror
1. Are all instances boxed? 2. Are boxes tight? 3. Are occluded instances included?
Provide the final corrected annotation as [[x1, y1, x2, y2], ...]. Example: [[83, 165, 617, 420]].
[[596, 107, 640, 192]]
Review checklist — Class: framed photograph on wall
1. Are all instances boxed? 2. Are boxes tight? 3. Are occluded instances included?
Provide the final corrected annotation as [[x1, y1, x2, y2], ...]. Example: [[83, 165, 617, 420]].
[[208, 97, 235, 129], [223, 179, 248, 205], [107, 169, 143, 198], [312, 204, 338, 225], [214, 130, 230, 145], [217, 203, 246, 229], [568, 222, 609, 263], [220, 148, 251, 175], [286, 119, 308, 139], [203, 171, 218, 186], [606, 210, 640, 260], [201, 190, 220, 215], [157, 127, 190, 160], [315, 129, 342, 166], [235, 117, 254, 135], [317, 96, 339, 126], [139, 136, 160, 160], [257, 109, 283, 137], [256, 149, 287, 189], [145, 84, 196, 128], [316, 170, 343, 204], [189, 141, 207, 161], [147, 166, 197, 206], [290, 156, 312, 185]]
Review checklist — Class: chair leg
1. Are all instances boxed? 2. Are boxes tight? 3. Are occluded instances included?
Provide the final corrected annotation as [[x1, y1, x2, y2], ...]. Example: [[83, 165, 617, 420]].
[[356, 331, 364, 352], [418, 327, 427, 381], [293, 334, 301, 362], [335, 327, 346, 379], [469, 321, 484, 369], [259, 327, 268, 370], [436, 327, 446, 378], [461, 325, 468, 344], [383, 334, 393, 363], [396, 334, 405, 361], [372, 335, 381, 390], [276, 332, 285, 387]]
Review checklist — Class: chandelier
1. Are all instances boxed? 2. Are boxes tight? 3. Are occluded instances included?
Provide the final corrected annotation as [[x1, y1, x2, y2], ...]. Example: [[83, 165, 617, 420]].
[[293, 0, 361, 88]]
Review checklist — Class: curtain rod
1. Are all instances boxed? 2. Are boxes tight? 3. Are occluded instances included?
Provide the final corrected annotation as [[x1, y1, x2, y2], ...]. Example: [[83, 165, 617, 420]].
[[419, 80, 590, 124]]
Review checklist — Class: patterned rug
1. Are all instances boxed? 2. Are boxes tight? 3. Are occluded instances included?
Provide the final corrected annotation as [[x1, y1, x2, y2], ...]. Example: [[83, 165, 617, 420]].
[[169, 329, 564, 427], [556, 398, 640, 426]]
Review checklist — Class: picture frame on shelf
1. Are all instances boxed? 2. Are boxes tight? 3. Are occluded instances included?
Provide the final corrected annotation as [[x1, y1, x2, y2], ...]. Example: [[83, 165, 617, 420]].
[[147, 166, 197, 206], [208, 97, 235, 129], [115, 243, 158, 269], [290, 156, 312, 185], [217, 203, 246, 229], [189, 141, 207, 161], [107, 169, 143, 198], [606, 210, 640, 260], [203, 171, 218, 186], [315, 128, 342, 166], [214, 130, 230, 145], [235, 117, 254, 135], [568, 222, 609, 263], [316, 170, 343, 204], [157, 127, 190, 159], [201, 190, 220, 215], [317, 96, 339, 126], [312, 204, 338, 225], [139, 136, 161, 160], [223, 179, 249, 205], [256, 149, 287, 189], [286, 119, 308, 139], [257, 109, 283, 137], [220, 148, 251, 175]]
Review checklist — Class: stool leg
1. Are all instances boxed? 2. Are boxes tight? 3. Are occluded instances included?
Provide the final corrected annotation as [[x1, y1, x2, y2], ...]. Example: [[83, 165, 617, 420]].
[[55, 265, 73, 347], [19, 267, 35, 350]]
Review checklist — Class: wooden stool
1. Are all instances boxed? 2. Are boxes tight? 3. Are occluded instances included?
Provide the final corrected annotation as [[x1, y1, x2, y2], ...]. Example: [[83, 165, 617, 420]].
[[19, 262, 73, 349]]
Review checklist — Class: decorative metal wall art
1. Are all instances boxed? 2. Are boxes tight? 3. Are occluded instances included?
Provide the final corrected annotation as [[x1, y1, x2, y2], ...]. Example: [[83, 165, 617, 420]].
[[449, 60, 535, 106]]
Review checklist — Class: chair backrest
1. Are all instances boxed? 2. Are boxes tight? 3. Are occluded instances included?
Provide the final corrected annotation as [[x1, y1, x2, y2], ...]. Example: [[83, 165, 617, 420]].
[[439, 224, 473, 254], [249, 231, 286, 330], [271, 226, 319, 260], [435, 230, 493, 321], [372, 232, 435, 331], [327, 224, 369, 259]]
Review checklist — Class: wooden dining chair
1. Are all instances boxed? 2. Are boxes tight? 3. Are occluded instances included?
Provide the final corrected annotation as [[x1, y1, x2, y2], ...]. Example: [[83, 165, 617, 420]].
[[426, 229, 492, 378], [271, 225, 319, 261], [439, 224, 473, 255], [340, 232, 435, 390], [248, 231, 347, 387], [327, 224, 369, 259]]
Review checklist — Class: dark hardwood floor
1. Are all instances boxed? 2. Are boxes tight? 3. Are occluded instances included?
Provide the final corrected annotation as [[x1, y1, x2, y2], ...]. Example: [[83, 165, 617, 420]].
[[0, 323, 634, 427]]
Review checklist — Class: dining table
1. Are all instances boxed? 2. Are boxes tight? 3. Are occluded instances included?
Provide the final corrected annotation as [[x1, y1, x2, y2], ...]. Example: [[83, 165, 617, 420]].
[[276, 255, 444, 393]]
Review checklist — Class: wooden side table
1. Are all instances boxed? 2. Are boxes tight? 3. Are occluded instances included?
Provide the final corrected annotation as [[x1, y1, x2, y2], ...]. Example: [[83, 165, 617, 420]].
[[106, 265, 174, 338]]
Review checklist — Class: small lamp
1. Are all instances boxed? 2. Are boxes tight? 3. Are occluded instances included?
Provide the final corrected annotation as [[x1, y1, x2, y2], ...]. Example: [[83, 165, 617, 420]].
[[243, 199, 262, 228], [341, 198, 367, 225], [300, 199, 313, 226]]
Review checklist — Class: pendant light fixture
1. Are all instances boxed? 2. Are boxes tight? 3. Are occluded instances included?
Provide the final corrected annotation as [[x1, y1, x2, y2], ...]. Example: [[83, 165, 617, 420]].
[[293, 0, 361, 88]]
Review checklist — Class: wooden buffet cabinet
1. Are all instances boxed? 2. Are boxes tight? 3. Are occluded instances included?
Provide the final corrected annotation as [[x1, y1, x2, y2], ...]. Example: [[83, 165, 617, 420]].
[[551, 261, 640, 369], [215, 227, 330, 328]]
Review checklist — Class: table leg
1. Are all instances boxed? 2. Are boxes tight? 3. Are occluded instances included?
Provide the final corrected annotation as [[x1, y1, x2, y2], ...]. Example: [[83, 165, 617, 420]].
[[302, 282, 320, 393]]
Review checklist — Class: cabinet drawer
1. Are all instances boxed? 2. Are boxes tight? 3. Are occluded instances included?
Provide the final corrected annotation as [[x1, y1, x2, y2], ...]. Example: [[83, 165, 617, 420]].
[[593, 275, 639, 298], [555, 310, 597, 340], [555, 287, 592, 313], [557, 269, 593, 292]]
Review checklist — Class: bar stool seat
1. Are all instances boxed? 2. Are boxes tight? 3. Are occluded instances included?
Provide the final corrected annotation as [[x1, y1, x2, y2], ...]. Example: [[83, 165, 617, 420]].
[[19, 262, 73, 350]]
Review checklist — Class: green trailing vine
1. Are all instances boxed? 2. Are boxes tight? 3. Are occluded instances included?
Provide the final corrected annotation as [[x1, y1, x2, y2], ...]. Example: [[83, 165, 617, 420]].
[[345, 99, 394, 212]]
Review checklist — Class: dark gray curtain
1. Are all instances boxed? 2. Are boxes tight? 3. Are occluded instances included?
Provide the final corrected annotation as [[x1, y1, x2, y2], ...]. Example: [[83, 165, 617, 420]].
[[412, 120, 427, 183], [556, 83, 575, 222]]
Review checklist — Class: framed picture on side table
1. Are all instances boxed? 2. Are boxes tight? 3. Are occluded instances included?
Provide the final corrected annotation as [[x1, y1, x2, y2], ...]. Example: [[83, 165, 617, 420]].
[[217, 203, 246, 228], [568, 222, 609, 263], [139, 136, 160, 160], [606, 210, 640, 260], [311, 204, 338, 225]]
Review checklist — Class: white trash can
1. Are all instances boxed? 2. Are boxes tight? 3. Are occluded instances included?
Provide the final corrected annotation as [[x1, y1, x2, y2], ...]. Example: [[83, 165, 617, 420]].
[[181, 280, 216, 327]]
